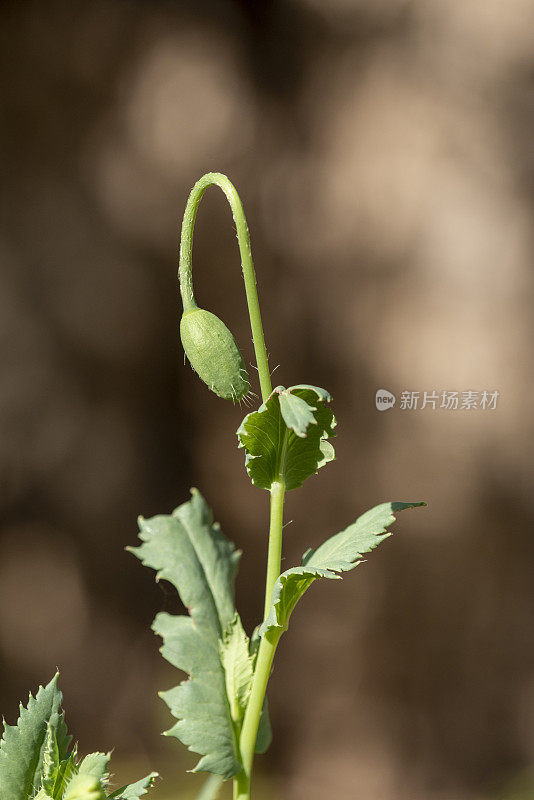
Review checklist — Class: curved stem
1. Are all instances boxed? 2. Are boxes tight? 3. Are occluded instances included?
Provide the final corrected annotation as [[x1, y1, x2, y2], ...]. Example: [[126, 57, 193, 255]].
[[179, 174, 280, 799], [179, 172, 272, 403]]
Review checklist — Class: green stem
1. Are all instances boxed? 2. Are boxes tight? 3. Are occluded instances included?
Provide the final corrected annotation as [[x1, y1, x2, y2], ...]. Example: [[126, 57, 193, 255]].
[[233, 769, 249, 800], [178, 172, 272, 403], [235, 630, 282, 800], [179, 174, 281, 799], [263, 481, 286, 620], [234, 481, 285, 800]]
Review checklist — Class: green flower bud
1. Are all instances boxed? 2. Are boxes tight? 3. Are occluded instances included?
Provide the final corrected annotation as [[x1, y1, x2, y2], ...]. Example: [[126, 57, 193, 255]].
[[180, 308, 250, 401], [64, 774, 105, 800]]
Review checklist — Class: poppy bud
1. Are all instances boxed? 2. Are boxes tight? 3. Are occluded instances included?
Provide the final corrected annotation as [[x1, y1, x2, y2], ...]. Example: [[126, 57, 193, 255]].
[[180, 308, 250, 401]]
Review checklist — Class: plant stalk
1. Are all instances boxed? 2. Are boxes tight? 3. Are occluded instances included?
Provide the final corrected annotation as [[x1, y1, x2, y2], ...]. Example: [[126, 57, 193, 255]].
[[263, 480, 286, 620], [234, 481, 285, 800], [178, 172, 272, 403], [234, 630, 282, 800], [180, 174, 281, 799]]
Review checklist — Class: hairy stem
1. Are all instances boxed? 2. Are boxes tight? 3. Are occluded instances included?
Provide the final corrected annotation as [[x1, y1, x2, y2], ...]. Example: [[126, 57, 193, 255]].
[[178, 172, 272, 402], [179, 174, 281, 799]]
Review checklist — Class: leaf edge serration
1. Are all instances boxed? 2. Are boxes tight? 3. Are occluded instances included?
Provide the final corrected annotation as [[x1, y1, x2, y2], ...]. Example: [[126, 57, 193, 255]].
[[236, 384, 337, 491], [260, 500, 426, 637], [128, 489, 242, 779]]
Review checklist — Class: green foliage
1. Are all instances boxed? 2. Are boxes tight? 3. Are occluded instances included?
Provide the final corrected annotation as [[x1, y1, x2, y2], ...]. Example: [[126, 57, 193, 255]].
[[156, 172, 426, 799], [107, 774, 158, 800], [237, 385, 336, 490], [0, 172, 426, 800], [0, 673, 64, 800], [63, 774, 105, 800], [0, 675, 157, 800], [130, 490, 243, 778], [130, 393, 423, 788], [77, 754, 110, 785], [219, 614, 254, 725], [260, 501, 426, 637], [130, 491, 272, 781], [41, 720, 77, 798], [219, 617, 271, 754]]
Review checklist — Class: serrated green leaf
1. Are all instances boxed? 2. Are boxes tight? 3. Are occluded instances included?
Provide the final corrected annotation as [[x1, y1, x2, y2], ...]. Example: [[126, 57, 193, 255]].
[[52, 751, 78, 799], [129, 490, 241, 778], [107, 772, 158, 800], [78, 753, 110, 785], [219, 614, 254, 723], [237, 385, 336, 491], [260, 501, 426, 637], [278, 392, 316, 436], [41, 723, 62, 795], [0, 673, 63, 800], [1, 674, 155, 800], [41, 713, 75, 799], [304, 502, 427, 571], [54, 713, 71, 765]]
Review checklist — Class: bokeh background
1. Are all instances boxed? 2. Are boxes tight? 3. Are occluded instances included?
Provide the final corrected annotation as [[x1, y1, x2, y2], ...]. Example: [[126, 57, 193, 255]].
[[1, 1, 534, 798]]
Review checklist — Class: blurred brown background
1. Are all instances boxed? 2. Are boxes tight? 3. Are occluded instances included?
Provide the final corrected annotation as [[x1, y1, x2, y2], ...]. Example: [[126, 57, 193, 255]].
[[1, 1, 534, 798]]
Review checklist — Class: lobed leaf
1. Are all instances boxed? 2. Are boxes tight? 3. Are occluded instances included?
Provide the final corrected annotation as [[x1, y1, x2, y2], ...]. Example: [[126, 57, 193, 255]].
[[260, 501, 426, 637], [0, 674, 63, 800], [237, 385, 336, 491], [77, 753, 110, 786], [107, 773, 158, 800], [0, 674, 156, 800], [129, 490, 242, 778]]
